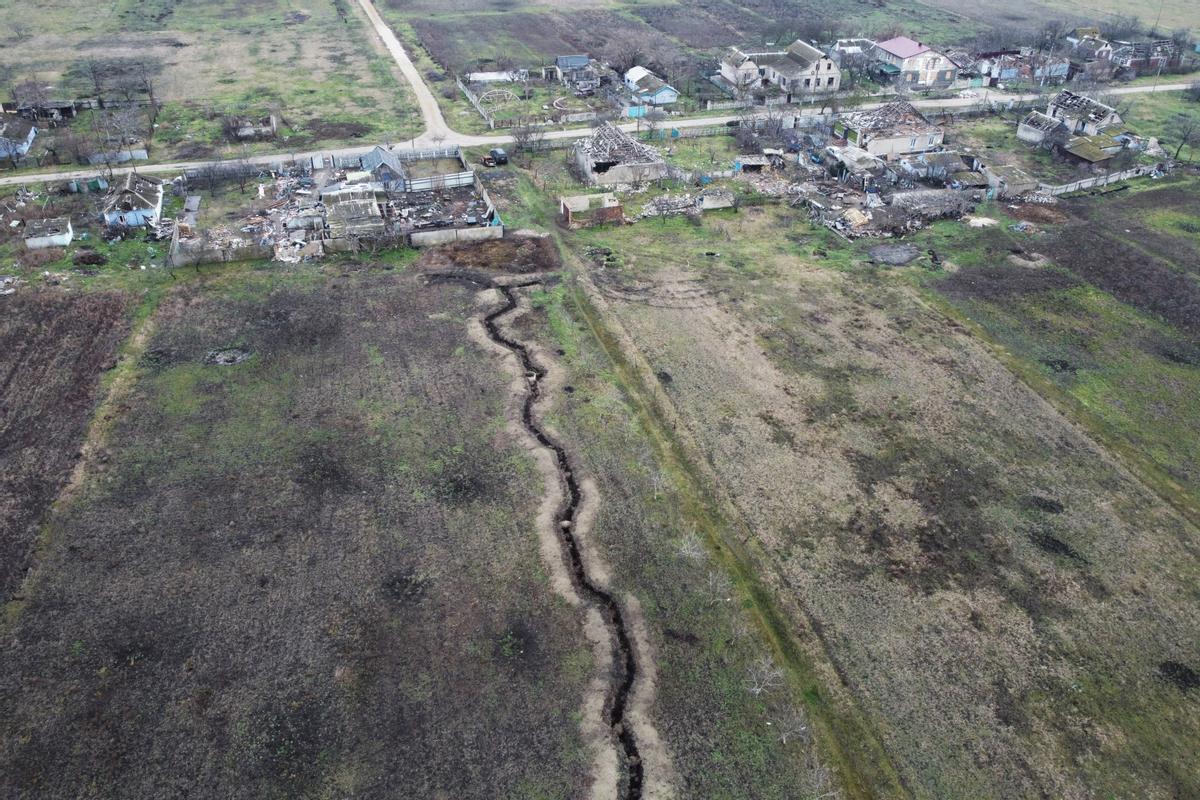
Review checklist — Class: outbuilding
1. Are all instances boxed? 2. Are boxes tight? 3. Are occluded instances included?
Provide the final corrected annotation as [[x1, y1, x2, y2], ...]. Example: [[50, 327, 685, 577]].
[[24, 217, 74, 250]]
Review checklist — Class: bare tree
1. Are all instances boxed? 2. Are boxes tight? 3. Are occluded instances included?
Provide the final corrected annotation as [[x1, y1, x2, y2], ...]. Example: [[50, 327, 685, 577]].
[[773, 707, 811, 745], [1166, 112, 1200, 160], [643, 109, 667, 140], [510, 124, 545, 162], [10, 21, 31, 42], [744, 656, 784, 696], [611, 44, 646, 76], [104, 106, 145, 168], [703, 570, 733, 605], [13, 77, 49, 112]]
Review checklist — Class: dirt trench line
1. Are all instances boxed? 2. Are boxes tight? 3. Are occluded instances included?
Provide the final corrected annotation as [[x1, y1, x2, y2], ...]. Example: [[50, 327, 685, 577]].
[[440, 271, 674, 800]]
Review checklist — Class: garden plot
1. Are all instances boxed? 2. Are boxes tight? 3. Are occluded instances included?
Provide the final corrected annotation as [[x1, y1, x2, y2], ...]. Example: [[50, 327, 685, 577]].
[[2, 0, 418, 160], [0, 266, 591, 798]]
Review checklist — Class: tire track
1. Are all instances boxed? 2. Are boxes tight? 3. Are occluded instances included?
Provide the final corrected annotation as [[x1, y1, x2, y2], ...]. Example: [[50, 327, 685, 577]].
[[433, 272, 644, 799]]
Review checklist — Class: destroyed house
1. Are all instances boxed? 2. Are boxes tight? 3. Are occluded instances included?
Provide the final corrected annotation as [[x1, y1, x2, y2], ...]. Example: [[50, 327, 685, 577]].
[[898, 150, 968, 181], [102, 173, 164, 227], [555, 55, 599, 91], [24, 217, 73, 250], [757, 40, 840, 97], [1047, 91, 1121, 136], [325, 197, 386, 240], [982, 164, 1038, 196], [721, 40, 840, 97], [834, 101, 943, 159], [0, 118, 37, 159], [1018, 110, 1068, 145], [1062, 133, 1123, 163], [574, 122, 668, 186], [1111, 39, 1181, 72]]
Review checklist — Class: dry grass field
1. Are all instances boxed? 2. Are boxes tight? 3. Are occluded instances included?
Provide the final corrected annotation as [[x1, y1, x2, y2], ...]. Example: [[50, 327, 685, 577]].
[[570, 204, 1200, 799]]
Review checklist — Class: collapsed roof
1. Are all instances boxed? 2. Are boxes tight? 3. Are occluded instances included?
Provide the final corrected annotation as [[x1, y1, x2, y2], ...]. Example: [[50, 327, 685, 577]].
[[1021, 110, 1068, 133], [103, 172, 163, 213], [24, 217, 71, 238], [1049, 90, 1117, 123], [576, 122, 663, 166], [842, 101, 937, 135]]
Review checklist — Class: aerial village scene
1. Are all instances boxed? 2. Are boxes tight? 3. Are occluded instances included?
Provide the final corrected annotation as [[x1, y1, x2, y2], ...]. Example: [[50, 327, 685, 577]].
[[2, 0, 1200, 797]]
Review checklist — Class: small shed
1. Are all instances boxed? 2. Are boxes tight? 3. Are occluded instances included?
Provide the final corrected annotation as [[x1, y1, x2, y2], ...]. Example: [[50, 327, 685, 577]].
[[24, 217, 74, 250], [559, 193, 624, 228], [983, 164, 1038, 196]]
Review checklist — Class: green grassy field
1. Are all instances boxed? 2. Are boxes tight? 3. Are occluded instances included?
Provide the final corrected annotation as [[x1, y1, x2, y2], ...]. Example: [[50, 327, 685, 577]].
[[2, 0, 419, 162]]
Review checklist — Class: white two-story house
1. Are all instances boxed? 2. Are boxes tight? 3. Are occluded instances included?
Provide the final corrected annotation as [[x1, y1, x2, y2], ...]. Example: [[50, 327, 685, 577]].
[[872, 36, 956, 89]]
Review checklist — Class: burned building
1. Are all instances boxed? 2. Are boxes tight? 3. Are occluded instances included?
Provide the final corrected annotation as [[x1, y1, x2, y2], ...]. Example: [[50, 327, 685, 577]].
[[574, 122, 669, 186]]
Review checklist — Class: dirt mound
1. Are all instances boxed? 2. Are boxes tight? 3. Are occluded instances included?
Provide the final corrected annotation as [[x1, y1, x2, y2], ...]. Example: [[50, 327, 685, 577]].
[[1008, 204, 1069, 225], [73, 250, 107, 266], [421, 235, 561, 275]]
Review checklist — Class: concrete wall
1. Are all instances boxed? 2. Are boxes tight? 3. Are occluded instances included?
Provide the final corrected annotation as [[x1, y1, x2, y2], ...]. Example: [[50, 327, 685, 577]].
[[25, 231, 73, 250], [169, 239, 272, 267], [410, 225, 503, 247]]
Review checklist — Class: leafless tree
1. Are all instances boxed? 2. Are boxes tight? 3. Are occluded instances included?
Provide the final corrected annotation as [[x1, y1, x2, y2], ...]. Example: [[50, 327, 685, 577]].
[[744, 655, 784, 696], [704, 570, 733, 605], [1187, 81, 1200, 104], [611, 44, 646, 76], [13, 77, 49, 112], [643, 108, 667, 139], [1166, 112, 1200, 160], [1106, 14, 1143, 40], [104, 106, 145, 168], [510, 124, 545, 162], [772, 707, 811, 745], [10, 21, 31, 42]]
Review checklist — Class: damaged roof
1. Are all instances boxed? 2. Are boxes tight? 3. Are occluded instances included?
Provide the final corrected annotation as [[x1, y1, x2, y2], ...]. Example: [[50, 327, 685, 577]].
[[842, 101, 938, 134], [577, 122, 663, 165], [24, 217, 71, 238], [103, 172, 163, 213], [1049, 90, 1117, 123], [1064, 133, 1122, 162], [0, 118, 35, 141], [360, 145, 406, 177], [1021, 110, 1067, 133]]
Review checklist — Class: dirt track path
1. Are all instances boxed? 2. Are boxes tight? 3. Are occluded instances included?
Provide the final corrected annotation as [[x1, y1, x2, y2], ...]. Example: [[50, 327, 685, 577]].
[[352, 0, 449, 143], [438, 270, 676, 799]]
